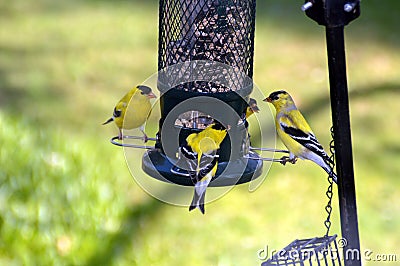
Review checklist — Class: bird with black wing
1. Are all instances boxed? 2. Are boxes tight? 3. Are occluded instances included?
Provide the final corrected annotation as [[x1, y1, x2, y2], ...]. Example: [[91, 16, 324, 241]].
[[178, 121, 229, 214], [103, 85, 156, 141]]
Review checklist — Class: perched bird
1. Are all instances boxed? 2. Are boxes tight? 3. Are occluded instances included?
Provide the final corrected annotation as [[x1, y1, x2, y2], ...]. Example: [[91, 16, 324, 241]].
[[179, 121, 229, 214], [264, 90, 337, 183], [245, 98, 260, 118], [103, 85, 156, 141], [243, 98, 260, 148]]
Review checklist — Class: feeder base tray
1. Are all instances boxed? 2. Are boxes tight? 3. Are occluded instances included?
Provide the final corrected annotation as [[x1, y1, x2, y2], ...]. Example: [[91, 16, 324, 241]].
[[142, 149, 263, 187]]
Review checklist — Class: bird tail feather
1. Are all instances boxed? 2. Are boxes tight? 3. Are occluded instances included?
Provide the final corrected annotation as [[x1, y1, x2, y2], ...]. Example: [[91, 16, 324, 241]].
[[308, 153, 338, 184], [189, 191, 205, 214], [189, 178, 210, 214], [321, 161, 338, 184], [102, 117, 114, 125]]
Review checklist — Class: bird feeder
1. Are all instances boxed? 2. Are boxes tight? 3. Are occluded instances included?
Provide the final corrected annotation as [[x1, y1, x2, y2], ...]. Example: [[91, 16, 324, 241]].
[[142, 0, 264, 186], [108, 0, 361, 264]]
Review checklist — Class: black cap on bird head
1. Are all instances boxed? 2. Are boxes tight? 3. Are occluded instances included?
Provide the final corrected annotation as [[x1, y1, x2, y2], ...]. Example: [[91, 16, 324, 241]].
[[210, 121, 230, 131], [249, 98, 260, 112], [137, 85, 157, 98], [263, 90, 288, 102]]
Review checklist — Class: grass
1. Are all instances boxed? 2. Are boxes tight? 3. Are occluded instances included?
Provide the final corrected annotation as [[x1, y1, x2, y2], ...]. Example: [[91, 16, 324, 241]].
[[0, 0, 399, 265]]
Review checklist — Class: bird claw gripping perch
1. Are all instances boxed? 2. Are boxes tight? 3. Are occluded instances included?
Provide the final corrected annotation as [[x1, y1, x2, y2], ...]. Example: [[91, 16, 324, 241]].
[[279, 156, 298, 166]]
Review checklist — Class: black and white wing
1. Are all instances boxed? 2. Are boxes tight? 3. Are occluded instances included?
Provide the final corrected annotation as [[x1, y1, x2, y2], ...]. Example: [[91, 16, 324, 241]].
[[279, 113, 333, 165]]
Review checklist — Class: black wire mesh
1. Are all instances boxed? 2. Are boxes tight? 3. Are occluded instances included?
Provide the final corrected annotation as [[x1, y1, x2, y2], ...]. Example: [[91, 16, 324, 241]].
[[158, 0, 256, 92], [145, 0, 263, 186], [261, 235, 342, 266]]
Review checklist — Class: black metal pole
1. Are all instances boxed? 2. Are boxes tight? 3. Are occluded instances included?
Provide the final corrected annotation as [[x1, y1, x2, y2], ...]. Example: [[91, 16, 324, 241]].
[[326, 25, 360, 266], [303, 0, 361, 264]]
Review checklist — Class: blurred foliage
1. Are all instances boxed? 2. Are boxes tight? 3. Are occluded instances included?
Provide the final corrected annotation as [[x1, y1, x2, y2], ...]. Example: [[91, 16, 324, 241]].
[[0, 0, 399, 265]]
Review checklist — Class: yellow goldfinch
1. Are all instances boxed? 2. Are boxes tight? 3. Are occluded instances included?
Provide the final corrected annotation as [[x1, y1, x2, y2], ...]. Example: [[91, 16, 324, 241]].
[[264, 90, 337, 183], [103, 85, 156, 141], [179, 121, 229, 214], [245, 98, 260, 118], [243, 98, 259, 148]]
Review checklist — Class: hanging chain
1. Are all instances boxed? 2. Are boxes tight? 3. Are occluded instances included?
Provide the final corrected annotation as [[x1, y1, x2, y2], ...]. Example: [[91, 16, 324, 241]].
[[324, 126, 336, 236]]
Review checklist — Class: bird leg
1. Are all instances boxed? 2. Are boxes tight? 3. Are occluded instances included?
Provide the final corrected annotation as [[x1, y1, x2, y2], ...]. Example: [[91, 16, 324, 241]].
[[140, 126, 148, 143], [279, 156, 289, 165], [279, 155, 298, 165], [118, 129, 123, 140], [288, 153, 298, 164]]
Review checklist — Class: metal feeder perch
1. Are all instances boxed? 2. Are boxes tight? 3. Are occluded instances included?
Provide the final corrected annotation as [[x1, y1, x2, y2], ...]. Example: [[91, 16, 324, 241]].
[[141, 0, 270, 187]]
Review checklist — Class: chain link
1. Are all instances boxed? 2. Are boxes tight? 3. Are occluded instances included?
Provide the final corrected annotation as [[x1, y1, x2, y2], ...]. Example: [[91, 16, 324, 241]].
[[324, 126, 336, 236]]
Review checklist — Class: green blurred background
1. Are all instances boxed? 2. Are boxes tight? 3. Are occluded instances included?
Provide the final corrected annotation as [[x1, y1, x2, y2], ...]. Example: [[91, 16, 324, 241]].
[[0, 0, 399, 265]]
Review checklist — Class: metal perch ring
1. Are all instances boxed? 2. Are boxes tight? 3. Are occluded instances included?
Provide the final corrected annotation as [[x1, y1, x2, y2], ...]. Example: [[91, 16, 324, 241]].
[[247, 146, 290, 163], [110, 135, 156, 149]]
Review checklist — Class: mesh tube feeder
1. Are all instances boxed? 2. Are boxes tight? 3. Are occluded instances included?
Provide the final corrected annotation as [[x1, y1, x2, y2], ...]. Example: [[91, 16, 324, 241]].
[[142, 0, 263, 186]]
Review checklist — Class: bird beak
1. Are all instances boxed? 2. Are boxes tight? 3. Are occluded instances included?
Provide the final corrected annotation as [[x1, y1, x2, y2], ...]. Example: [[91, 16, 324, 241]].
[[251, 105, 260, 113], [147, 92, 157, 99], [263, 97, 272, 103], [226, 125, 231, 131], [102, 117, 114, 125]]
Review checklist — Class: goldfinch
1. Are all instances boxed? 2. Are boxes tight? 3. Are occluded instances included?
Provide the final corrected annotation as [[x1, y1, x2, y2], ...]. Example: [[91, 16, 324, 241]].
[[243, 98, 259, 148], [103, 85, 156, 141], [264, 90, 337, 183], [179, 121, 229, 214], [245, 98, 260, 118]]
